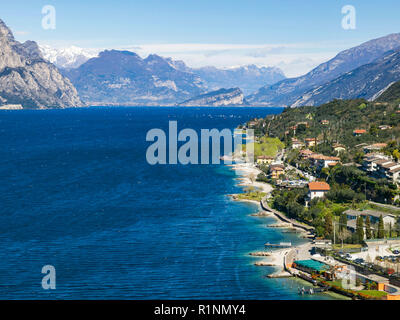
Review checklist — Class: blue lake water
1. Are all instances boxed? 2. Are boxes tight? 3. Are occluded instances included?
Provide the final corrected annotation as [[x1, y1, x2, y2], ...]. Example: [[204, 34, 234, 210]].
[[0, 106, 337, 299]]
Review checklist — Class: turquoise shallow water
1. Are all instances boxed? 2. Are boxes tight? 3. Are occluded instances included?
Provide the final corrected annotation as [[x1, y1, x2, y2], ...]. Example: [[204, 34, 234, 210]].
[[0, 106, 336, 299]]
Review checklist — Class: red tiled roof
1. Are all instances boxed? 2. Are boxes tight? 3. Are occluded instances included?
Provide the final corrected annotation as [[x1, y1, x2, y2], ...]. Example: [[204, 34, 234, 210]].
[[353, 129, 367, 134], [308, 181, 330, 191]]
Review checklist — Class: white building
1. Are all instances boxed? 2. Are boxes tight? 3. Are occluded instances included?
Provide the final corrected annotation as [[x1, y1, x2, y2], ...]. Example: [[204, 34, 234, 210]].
[[307, 181, 330, 200]]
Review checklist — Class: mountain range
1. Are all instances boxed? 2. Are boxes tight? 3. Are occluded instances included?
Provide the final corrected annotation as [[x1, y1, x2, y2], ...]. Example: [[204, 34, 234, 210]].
[[291, 49, 400, 107], [41, 45, 286, 96], [3, 15, 400, 109], [0, 19, 82, 109], [247, 33, 400, 107]]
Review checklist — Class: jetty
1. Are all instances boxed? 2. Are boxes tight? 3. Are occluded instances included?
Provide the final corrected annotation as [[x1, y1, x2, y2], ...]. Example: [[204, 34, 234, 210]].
[[265, 242, 292, 248]]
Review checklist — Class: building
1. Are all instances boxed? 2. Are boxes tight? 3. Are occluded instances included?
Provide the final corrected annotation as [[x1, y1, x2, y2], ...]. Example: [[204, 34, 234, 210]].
[[353, 129, 367, 136], [305, 138, 318, 148], [333, 144, 346, 154], [291, 138, 304, 149], [256, 155, 274, 165], [321, 120, 329, 125], [363, 143, 387, 154], [377, 161, 400, 184], [299, 149, 314, 159], [307, 153, 340, 170], [307, 181, 330, 200], [317, 156, 340, 169], [269, 164, 285, 179], [345, 209, 397, 230], [362, 154, 390, 173]]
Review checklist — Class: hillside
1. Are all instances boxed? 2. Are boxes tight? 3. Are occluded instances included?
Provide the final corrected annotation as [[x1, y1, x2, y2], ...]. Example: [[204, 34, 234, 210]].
[[249, 99, 400, 149], [291, 49, 400, 107], [178, 88, 247, 106], [0, 19, 82, 109], [246, 33, 400, 107], [375, 81, 400, 103]]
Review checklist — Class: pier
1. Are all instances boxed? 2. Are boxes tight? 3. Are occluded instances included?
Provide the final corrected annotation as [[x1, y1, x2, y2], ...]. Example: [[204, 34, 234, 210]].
[[265, 242, 292, 248]]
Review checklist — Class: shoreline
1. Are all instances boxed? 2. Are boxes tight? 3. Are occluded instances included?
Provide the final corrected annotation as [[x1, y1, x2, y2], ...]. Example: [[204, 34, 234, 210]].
[[227, 161, 350, 300]]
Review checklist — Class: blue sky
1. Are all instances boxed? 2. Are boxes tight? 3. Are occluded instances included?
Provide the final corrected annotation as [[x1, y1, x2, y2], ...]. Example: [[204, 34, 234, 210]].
[[3, 0, 400, 76]]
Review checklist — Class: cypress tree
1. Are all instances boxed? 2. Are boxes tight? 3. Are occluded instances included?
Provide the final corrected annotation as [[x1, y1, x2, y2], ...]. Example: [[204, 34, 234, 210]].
[[325, 214, 333, 238], [356, 216, 364, 243], [365, 216, 372, 239], [378, 215, 385, 239]]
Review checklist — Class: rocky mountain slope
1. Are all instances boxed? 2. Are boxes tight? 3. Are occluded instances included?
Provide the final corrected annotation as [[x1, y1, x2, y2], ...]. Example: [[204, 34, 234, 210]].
[[291, 49, 400, 107], [40, 45, 285, 103], [247, 33, 400, 107], [179, 88, 247, 106], [0, 19, 82, 109], [374, 80, 400, 103], [63, 50, 208, 105]]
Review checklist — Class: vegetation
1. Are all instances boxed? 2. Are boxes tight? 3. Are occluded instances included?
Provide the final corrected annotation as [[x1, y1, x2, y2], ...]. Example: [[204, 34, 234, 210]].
[[376, 81, 400, 103], [236, 189, 266, 202], [246, 136, 284, 158], [249, 98, 400, 159]]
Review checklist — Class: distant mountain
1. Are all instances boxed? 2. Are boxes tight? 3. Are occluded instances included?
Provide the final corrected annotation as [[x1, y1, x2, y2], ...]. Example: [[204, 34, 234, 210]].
[[191, 65, 285, 95], [40, 45, 99, 69], [42, 45, 285, 103], [0, 19, 82, 109], [178, 88, 247, 106], [291, 49, 400, 107], [247, 33, 400, 107], [63, 50, 207, 105]]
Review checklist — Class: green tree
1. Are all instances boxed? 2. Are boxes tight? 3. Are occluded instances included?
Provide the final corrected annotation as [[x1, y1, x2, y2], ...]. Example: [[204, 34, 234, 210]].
[[356, 216, 364, 243], [365, 216, 372, 239], [393, 149, 400, 162], [324, 214, 333, 239], [378, 215, 385, 239], [369, 124, 378, 137], [339, 213, 347, 232]]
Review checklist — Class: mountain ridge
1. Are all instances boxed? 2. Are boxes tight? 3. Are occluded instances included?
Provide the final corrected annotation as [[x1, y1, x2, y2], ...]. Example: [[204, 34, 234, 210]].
[[247, 33, 400, 107], [0, 19, 82, 109]]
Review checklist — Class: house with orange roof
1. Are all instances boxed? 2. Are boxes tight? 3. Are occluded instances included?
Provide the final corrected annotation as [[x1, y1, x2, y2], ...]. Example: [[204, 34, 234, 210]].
[[353, 129, 367, 136], [269, 164, 285, 179], [291, 138, 304, 149], [305, 138, 319, 148], [307, 181, 330, 200]]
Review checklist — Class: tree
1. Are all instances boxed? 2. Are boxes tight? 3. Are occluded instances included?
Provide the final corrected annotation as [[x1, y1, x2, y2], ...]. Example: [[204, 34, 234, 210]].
[[356, 216, 364, 243], [378, 215, 385, 239], [324, 214, 333, 238], [365, 216, 372, 239], [320, 167, 330, 181], [339, 212, 347, 232], [393, 149, 400, 162]]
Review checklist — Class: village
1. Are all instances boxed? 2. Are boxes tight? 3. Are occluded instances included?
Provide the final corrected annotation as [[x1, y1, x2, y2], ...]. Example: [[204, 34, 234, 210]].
[[239, 103, 400, 300]]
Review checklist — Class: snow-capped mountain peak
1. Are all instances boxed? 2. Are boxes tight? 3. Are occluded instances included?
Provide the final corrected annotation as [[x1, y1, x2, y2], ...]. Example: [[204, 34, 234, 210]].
[[39, 45, 101, 69]]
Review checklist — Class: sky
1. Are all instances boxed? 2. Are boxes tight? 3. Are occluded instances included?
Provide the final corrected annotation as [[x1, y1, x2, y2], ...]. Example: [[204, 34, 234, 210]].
[[3, 0, 400, 77]]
